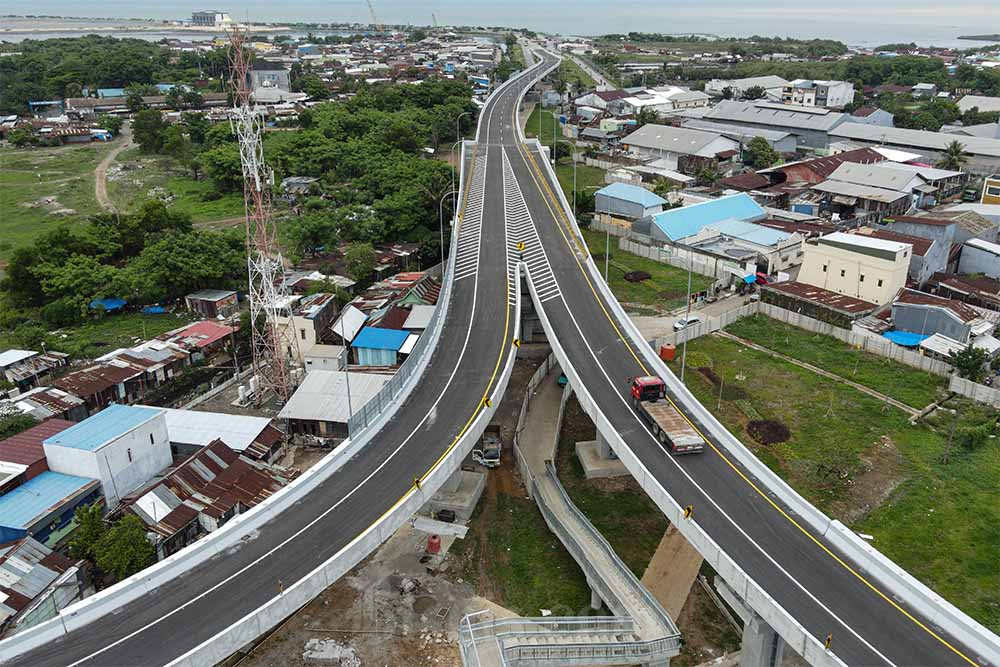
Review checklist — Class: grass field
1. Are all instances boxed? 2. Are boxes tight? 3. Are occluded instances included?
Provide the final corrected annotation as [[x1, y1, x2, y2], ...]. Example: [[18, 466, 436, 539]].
[[0, 310, 198, 360], [556, 398, 668, 577], [581, 228, 713, 313], [456, 493, 597, 617], [524, 106, 561, 146], [107, 149, 245, 223], [725, 314, 947, 408], [666, 334, 999, 632], [0, 142, 119, 266], [559, 57, 597, 89]]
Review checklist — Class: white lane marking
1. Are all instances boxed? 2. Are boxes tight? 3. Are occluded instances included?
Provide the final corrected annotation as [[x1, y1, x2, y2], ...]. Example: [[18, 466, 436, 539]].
[[512, 147, 897, 667], [61, 78, 518, 667]]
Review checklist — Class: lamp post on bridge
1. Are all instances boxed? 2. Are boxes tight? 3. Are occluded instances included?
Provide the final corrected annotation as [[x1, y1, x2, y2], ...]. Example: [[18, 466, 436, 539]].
[[439, 189, 458, 265]]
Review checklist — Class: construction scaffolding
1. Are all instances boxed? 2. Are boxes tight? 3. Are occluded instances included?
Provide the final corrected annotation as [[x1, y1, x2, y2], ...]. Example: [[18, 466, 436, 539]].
[[227, 27, 300, 404]]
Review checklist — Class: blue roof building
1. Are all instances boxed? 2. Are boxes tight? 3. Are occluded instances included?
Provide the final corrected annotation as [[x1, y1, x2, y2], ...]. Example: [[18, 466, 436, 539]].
[[595, 183, 668, 222], [705, 219, 791, 246], [650, 194, 766, 243], [0, 472, 101, 545], [44, 404, 162, 452], [351, 327, 413, 366]]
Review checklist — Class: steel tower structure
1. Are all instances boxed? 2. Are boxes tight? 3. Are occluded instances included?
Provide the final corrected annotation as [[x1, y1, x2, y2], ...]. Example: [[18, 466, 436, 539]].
[[228, 27, 299, 403]]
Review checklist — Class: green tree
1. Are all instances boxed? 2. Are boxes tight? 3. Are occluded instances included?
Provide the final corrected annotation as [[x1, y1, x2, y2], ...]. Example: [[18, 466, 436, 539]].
[[165, 86, 183, 109], [742, 85, 767, 100], [198, 143, 244, 192], [936, 140, 967, 171], [743, 136, 780, 168], [0, 405, 37, 440], [98, 114, 123, 135], [181, 112, 211, 145], [698, 166, 722, 186], [182, 90, 204, 109], [344, 242, 377, 281], [132, 109, 166, 153], [118, 229, 244, 302], [96, 515, 156, 580], [948, 345, 988, 381], [286, 213, 336, 259], [68, 504, 107, 561], [635, 105, 658, 128], [7, 127, 33, 147], [162, 125, 193, 164], [35, 254, 119, 314]]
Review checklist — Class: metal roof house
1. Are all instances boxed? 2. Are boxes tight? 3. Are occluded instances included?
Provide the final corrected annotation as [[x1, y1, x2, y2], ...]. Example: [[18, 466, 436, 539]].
[[704, 100, 849, 149], [0, 536, 85, 632], [279, 370, 392, 440], [43, 404, 171, 509], [648, 193, 767, 243], [620, 124, 739, 173], [594, 183, 668, 224], [827, 124, 1000, 174], [351, 327, 413, 366], [0, 471, 101, 545]]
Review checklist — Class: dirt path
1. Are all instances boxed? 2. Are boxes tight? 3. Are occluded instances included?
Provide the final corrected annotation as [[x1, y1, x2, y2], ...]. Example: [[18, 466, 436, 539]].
[[194, 216, 244, 229], [715, 331, 920, 416], [95, 123, 132, 212]]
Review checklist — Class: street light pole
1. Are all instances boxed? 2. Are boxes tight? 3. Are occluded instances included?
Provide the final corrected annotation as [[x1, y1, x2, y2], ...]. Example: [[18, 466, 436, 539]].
[[680, 250, 693, 383], [450, 138, 463, 202], [439, 189, 458, 263]]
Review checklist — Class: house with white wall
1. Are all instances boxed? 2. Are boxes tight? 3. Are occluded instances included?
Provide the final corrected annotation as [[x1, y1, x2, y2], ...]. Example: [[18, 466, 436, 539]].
[[798, 232, 911, 305], [43, 404, 171, 509]]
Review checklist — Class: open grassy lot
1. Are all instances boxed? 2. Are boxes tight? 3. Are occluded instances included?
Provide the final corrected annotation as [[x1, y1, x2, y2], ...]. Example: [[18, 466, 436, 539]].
[[524, 105, 561, 146], [0, 310, 198, 360], [107, 149, 245, 223], [725, 314, 947, 408], [581, 228, 714, 313], [0, 142, 119, 266], [558, 58, 597, 89], [667, 334, 999, 632]]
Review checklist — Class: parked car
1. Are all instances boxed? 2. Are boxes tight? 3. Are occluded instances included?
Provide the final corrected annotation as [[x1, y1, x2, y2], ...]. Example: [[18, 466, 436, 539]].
[[673, 315, 702, 331]]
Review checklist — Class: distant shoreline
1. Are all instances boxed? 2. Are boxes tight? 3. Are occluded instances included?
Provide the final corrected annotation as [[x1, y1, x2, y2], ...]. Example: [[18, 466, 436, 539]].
[[0, 25, 289, 35], [957, 34, 1000, 42]]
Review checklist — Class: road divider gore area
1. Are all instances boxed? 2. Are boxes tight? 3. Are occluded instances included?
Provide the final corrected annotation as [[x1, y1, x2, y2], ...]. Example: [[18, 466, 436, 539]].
[[522, 89, 1000, 664]]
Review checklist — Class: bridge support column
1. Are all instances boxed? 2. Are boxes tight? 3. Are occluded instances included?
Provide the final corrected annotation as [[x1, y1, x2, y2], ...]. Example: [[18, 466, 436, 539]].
[[740, 614, 785, 667], [590, 586, 602, 611], [596, 429, 615, 460], [440, 468, 462, 493]]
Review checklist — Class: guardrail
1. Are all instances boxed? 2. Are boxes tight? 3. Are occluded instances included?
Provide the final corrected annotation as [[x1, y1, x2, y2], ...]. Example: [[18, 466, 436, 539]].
[[503, 635, 681, 665], [521, 65, 1000, 664]]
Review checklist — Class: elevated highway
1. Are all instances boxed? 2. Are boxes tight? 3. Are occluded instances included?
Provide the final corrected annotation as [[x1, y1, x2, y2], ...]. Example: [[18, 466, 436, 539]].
[[507, 48, 997, 667], [1, 49, 996, 667]]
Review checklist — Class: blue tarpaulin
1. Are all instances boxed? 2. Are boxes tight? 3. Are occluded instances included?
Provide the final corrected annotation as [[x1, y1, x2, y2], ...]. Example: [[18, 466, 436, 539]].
[[141, 305, 167, 314], [883, 330, 930, 347], [743, 274, 757, 284], [89, 297, 127, 312]]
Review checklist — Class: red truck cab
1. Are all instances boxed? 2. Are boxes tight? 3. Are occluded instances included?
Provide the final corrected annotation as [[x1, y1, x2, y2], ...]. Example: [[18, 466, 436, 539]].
[[631, 376, 666, 403]]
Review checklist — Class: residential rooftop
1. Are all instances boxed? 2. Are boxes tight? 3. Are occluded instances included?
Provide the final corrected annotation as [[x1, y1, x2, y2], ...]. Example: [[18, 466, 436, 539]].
[[763, 281, 878, 314], [43, 404, 162, 452]]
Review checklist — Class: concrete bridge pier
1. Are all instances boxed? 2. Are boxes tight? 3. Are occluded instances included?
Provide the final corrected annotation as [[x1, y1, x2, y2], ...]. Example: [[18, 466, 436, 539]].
[[740, 614, 786, 667], [715, 577, 786, 667], [590, 585, 603, 611], [596, 429, 615, 460]]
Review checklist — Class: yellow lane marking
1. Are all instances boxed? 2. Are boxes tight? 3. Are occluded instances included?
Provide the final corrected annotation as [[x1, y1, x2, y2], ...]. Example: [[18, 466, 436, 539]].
[[512, 95, 978, 666]]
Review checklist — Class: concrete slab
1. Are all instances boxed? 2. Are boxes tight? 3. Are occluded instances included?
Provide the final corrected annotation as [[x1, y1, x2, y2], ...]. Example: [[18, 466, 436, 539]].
[[410, 516, 469, 539], [575, 440, 629, 479], [641, 524, 703, 620], [423, 469, 485, 522]]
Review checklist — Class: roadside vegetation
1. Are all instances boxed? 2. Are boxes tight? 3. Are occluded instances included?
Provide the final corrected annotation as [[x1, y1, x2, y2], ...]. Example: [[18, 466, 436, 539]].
[[725, 314, 947, 408], [667, 334, 999, 632], [580, 228, 713, 313]]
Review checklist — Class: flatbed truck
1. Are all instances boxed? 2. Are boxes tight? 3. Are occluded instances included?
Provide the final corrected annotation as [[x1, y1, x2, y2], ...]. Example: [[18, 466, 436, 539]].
[[630, 376, 705, 455]]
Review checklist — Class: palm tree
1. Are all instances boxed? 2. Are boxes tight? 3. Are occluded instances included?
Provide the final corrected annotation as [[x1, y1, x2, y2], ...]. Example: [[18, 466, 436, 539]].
[[635, 106, 657, 129], [937, 140, 967, 171]]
